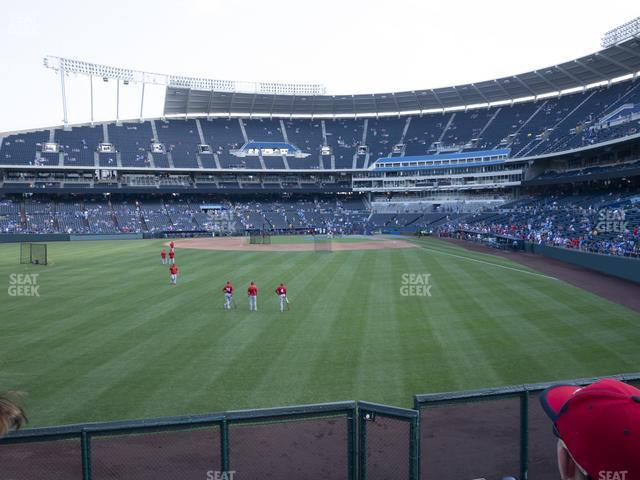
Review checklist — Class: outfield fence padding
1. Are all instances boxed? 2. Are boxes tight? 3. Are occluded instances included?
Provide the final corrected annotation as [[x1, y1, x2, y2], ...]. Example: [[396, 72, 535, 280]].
[[70, 234, 143, 241], [526, 242, 640, 283], [3, 373, 640, 480], [0, 233, 69, 243]]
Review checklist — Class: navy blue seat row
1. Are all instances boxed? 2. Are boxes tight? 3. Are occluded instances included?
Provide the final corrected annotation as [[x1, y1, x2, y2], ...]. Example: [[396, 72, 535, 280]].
[[2, 79, 639, 168]]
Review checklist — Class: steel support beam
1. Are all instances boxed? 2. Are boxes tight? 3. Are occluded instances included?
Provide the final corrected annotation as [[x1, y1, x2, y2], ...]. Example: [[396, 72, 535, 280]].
[[512, 76, 539, 97], [533, 71, 562, 92], [116, 79, 120, 122], [554, 65, 585, 88], [184, 88, 191, 120], [471, 83, 491, 105], [431, 89, 445, 110], [60, 67, 68, 126], [89, 76, 94, 125], [597, 51, 636, 74], [493, 79, 512, 98], [139, 82, 145, 122], [574, 59, 610, 83]]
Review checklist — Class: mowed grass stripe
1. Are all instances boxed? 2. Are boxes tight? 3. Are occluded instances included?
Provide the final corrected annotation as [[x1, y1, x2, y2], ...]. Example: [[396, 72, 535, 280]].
[[411, 247, 508, 390], [246, 253, 355, 405], [195, 251, 354, 410], [441, 255, 563, 387], [180, 252, 340, 408], [302, 251, 373, 403], [392, 248, 459, 396], [154, 251, 348, 412], [19, 250, 325, 422], [1, 239, 639, 426], [80, 251, 346, 419], [419, 242, 639, 387]]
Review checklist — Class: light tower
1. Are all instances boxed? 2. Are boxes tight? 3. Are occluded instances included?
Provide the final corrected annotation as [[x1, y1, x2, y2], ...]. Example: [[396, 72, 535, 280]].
[[601, 16, 640, 48], [43, 55, 326, 127]]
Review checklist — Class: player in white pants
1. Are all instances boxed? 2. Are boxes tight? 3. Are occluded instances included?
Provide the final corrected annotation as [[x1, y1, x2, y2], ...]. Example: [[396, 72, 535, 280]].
[[275, 283, 288, 312], [247, 281, 258, 311], [222, 280, 233, 310], [169, 264, 178, 285]]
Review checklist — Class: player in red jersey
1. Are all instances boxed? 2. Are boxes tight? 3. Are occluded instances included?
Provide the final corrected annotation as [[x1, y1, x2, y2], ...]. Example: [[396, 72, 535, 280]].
[[275, 282, 288, 312], [222, 280, 234, 310], [169, 240, 175, 250], [168, 249, 175, 264], [160, 248, 167, 264], [169, 264, 178, 284], [247, 281, 258, 311]]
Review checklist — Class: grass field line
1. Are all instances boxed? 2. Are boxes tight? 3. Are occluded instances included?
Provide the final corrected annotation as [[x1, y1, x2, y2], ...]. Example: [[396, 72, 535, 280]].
[[416, 244, 560, 281]]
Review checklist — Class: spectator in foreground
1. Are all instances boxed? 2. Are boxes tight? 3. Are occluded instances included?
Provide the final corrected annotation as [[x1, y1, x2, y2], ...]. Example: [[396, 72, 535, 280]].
[[540, 378, 640, 480], [0, 392, 27, 437]]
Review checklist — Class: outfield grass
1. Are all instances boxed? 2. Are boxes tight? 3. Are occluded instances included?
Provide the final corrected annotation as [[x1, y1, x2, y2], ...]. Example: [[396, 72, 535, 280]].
[[1, 237, 639, 427]]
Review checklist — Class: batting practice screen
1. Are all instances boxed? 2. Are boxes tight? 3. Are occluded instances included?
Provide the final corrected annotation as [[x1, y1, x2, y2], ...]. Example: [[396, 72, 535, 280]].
[[314, 235, 333, 253], [20, 243, 48, 265], [249, 231, 271, 245]]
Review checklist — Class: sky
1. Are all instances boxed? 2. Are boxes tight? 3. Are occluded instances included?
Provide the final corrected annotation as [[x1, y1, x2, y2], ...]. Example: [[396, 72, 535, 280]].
[[0, 0, 638, 133]]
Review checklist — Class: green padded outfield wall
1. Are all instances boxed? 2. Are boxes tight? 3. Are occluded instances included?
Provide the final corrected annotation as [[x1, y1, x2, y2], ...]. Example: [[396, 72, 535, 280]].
[[528, 243, 640, 284]]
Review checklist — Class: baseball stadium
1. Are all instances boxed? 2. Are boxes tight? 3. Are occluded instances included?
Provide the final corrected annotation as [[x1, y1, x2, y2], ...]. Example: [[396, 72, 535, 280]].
[[2, 4, 640, 480]]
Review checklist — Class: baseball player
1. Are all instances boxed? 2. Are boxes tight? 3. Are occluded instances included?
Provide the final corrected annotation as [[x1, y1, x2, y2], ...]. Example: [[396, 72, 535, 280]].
[[247, 281, 258, 311], [222, 280, 234, 310], [169, 263, 179, 285], [275, 282, 288, 312], [168, 249, 175, 264], [160, 248, 167, 264], [169, 240, 175, 250]]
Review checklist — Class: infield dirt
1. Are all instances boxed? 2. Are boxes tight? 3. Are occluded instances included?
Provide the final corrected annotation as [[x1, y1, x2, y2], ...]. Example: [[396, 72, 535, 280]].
[[170, 236, 419, 252]]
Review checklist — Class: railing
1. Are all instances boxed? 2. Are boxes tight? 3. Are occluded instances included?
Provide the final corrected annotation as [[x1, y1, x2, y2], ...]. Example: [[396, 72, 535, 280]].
[[414, 372, 640, 480], [3, 372, 639, 479]]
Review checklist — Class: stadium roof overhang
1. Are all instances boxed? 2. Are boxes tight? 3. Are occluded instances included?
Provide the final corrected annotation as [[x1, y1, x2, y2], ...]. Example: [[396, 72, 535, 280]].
[[163, 36, 640, 117]]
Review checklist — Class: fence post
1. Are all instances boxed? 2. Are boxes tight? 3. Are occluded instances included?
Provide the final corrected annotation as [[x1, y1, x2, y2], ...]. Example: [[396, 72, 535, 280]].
[[358, 409, 367, 480], [81, 429, 91, 480], [520, 390, 529, 480], [347, 408, 357, 480], [220, 418, 229, 473], [410, 413, 420, 480]]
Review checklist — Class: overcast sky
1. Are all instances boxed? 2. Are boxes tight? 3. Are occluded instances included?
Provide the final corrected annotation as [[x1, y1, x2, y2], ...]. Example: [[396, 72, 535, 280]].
[[0, 0, 638, 133]]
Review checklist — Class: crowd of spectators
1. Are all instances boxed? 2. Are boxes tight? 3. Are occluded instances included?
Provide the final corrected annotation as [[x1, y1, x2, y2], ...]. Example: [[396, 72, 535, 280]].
[[0, 196, 370, 235], [439, 192, 640, 257], [534, 159, 640, 181], [232, 197, 368, 234]]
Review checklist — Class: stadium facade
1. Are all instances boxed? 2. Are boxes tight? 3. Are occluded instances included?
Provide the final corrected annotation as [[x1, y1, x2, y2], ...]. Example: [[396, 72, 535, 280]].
[[1, 37, 640, 237]]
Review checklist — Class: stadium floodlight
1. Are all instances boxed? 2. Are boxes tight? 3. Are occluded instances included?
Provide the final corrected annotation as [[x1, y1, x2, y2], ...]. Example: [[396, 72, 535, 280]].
[[601, 16, 640, 48], [43, 55, 326, 126]]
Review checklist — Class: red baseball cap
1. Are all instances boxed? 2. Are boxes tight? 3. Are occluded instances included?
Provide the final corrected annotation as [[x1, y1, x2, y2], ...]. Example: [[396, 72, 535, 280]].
[[540, 378, 640, 479]]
